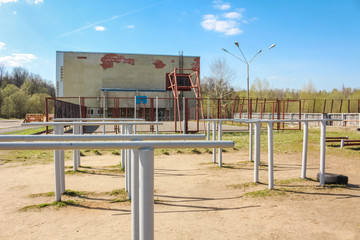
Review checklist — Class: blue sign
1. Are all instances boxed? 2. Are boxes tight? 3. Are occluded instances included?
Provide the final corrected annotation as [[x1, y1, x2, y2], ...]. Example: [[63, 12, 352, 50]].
[[136, 96, 147, 104]]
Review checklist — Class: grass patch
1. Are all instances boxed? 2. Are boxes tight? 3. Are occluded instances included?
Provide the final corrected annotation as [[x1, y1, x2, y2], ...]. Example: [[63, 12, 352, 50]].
[[191, 148, 201, 154], [176, 149, 183, 154], [227, 182, 258, 189], [80, 151, 86, 156], [275, 178, 308, 185], [111, 150, 120, 155], [29, 192, 55, 198], [93, 149, 101, 155], [244, 188, 287, 198], [64, 189, 87, 197], [160, 149, 170, 155], [204, 148, 212, 154], [20, 200, 77, 211], [65, 169, 89, 175], [3, 126, 53, 135]]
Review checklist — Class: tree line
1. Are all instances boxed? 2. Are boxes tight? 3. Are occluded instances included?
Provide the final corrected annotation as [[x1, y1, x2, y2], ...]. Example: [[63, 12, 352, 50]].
[[0, 65, 55, 118]]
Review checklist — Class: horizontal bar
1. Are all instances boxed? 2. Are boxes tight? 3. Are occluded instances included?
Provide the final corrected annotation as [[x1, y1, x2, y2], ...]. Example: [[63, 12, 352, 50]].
[[22, 121, 163, 126], [53, 118, 145, 122], [0, 140, 234, 150], [0, 134, 206, 142], [234, 119, 342, 123]]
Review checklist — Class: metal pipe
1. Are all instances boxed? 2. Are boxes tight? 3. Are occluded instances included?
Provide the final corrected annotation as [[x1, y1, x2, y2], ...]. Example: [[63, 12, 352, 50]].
[[53, 125, 61, 201], [301, 122, 309, 179], [121, 125, 125, 169], [267, 122, 274, 189], [254, 122, 261, 183], [249, 123, 253, 162], [134, 96, 137, 133], [73, 125, 80, 170], [155, 96, 159, 134], [0, 134, 206, 142], [207, 121, 210, 141], [139, 147, 154, 240], [320, 120, 326, 186], [0, 141, 235, 150], [22, 121, 163, 126], [183, 97, 186, 134], [131, 146, 140, 240], [213, 121, 217, 163], [218, 120, 222, 167], [54, 118, 144, 121]]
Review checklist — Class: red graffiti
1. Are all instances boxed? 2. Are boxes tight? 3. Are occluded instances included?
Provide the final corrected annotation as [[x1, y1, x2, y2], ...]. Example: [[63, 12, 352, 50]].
[[170, 59, 175, 63], [191, 57, 200, 71], [100, 54, 135, 70], [152, 59, 166, 69]]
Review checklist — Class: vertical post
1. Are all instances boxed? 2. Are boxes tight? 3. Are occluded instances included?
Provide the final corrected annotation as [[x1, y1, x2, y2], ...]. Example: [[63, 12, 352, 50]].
[[212, 121, 216, 163], [139, 147, 154, 240], [319, 120, 326, 186], [126, 125, 132, 199], [207, 97, 210, 119], [102, 120, 106, 135], [249, 123, 253, 162], [301, 122, 309, 179], [79, 96, 82, 119], [73, 125, 80, 171], [131, 147, 140, 240], [54, 125, 61, 201], [218, 120, 222, 167], [134, 96, 137, 133], [207, 121, 210, 141], [183, 97, 186, 134], [121, 125, 125, 169], [58, 125, 65, 194], [155, 96, 159, 134], [254, 122, 261, 183], [341, 139, 344, 148], [267, 122, 274, 190]]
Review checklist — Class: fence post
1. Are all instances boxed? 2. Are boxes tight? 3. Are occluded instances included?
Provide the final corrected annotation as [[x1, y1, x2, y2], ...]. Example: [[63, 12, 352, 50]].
[[267, 122, 274, 189], [73, 125, 80, 171], [126, 125, 132, 199], [131, 146, 140, 240], [59, 125, 65, 194], [156, 96, 159, 134], [218, 120, 222, 167], [121, 125, 125, 170], [139, 147, 154, 240], [207, 121, 210, 141], [54, 125, 61, 201], [254, 122, 261, 183], [213, 121, 217, 163], [301, 122, 309, 179], [249, 123, 253, 162], [319, 120, 326, 186]]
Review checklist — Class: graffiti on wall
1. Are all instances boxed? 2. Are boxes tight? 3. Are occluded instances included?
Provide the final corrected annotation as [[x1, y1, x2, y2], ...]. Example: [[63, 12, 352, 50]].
[[152, 59, 166, 69], [191, 57, 200, 71], [100, 54, 135, 70]]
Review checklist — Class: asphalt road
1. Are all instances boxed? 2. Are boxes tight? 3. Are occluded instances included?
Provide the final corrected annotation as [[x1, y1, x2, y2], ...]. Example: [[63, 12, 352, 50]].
[[0, 119, 36, 134]]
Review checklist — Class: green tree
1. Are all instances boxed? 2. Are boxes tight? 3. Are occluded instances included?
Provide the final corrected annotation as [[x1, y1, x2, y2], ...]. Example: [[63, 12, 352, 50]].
[[2, 84, 19, 98], [25, 93, 50, 114]]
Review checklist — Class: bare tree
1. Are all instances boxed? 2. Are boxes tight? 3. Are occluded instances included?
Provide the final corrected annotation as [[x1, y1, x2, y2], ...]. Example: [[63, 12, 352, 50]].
[[11, 67, 29, 88]]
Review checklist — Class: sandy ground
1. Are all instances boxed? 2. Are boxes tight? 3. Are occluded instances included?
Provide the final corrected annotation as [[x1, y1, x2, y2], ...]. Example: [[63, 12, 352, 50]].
[[0, 146, 359, 240]]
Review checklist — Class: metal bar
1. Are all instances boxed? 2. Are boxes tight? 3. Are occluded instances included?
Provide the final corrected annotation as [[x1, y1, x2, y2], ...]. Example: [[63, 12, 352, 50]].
[[131, 147, 140, 240], [267, 122, 274, 190], [207, 121, 210, 141], [121, 125, 125, 169], [249, 123, 253, 162], [139, 147, 154, 240], [53, 125, 61, 201], [0, 141, 235, 150], [320, 120, 326, 186], [0, 134, 206, 142], [155, 96, 159, 134], [218, 120, 222, 167], [213, 121, 217, 163], [127, 125, 132, 199], [301, 122, 309, 179], [22, 121, 163, 126], [254, 122, 261, 183], [73, 125, 80, 171], [134, 96, 137, 133]]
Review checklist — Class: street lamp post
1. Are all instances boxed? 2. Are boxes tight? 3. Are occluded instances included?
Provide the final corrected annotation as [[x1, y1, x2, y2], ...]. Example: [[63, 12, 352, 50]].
[[222, 42, 276, 117]]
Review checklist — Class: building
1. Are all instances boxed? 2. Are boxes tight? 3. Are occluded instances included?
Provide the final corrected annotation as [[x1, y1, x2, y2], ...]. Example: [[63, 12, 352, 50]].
[[55, 51, 201, 120]]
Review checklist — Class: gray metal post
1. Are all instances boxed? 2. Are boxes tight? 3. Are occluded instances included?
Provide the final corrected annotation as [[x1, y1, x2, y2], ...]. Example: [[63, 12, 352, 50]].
[[183, 97, 186, 134], [212, 121, 216, 163], [319, 120, 326, 186], [127, 125, 132, 199], [341, 139, 344, 148], [134, 96, 137, 133], [207, 121, 210, 141], [131, 147, 140, 240], [207, 97, 210, 119], [249, 123, 253, 162], [301, 122, 309, 179], [102, 120, 106, 135], [155, 96, 159, 134], [218, 120, 222, 167], [267, 122, 274, 189], [254, 122, 261, 183], [59, 125, 65, 194], [73, 125, 80, 171], [139, 147, 154, 240], [53, 125, 61, 201], [121, 125, 125, 169]]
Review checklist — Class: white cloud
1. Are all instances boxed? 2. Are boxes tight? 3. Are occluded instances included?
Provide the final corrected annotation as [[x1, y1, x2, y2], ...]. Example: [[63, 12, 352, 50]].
[[127, 24, 135, 29], [0, 42, 5, 50], [25, 0, 43, 4], [34, 0, 43, 4], [224, 11, 242, 19], [201, 14, 243, 36], [0, 53, 36, 67], [0, 0, 18, 6], [94, 26, 106, 31], [213, 1, 231, 10], [13, 11, 16, 14], [242, 17, 257, 24]]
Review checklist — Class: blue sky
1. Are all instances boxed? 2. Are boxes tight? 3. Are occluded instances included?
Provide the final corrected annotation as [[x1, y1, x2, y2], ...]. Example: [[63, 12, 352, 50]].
[[0, 0, 359, 91]]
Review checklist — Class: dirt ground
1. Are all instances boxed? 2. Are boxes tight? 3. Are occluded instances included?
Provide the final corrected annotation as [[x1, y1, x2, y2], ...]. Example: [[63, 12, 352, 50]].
[[0, 147, 359, 240]]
